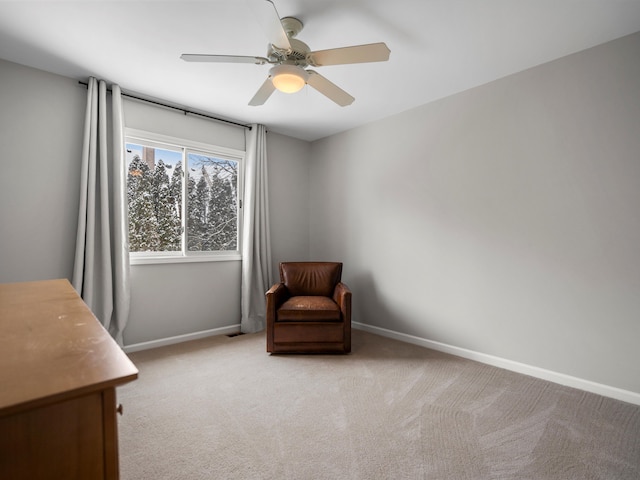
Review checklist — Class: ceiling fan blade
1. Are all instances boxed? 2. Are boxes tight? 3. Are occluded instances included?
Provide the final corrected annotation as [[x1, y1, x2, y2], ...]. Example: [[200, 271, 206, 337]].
[[249, 0, 291, 52], [248, 77, 276, 106], [306, 70, 354, 107], [308, 42, 391, 66], [181, 54, 269, 65]]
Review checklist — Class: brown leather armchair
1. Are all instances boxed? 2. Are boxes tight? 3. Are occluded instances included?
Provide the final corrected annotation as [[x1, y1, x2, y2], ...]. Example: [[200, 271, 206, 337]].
[[266, 262, 351, 354]]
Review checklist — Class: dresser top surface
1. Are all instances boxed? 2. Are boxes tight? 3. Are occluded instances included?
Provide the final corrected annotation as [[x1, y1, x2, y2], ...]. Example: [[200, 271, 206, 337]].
[[0, 279, 138, 415]]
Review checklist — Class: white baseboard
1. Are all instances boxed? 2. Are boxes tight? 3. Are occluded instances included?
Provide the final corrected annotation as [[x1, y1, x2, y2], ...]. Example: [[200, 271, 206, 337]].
[[123, 324, 241, 354], [352, 322, 640, 406]]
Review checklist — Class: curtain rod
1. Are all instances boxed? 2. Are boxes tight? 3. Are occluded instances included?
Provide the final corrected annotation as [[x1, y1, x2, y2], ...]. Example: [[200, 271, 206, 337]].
[[78, 81, 252, 130]]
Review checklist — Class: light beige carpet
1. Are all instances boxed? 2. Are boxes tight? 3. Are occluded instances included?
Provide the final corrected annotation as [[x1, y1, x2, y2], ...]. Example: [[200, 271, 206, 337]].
[[118, 330, 640, 479]]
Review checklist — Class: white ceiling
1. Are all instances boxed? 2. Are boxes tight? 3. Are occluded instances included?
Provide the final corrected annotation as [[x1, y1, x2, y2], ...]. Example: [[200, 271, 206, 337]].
[[1, 1, 639, 141]]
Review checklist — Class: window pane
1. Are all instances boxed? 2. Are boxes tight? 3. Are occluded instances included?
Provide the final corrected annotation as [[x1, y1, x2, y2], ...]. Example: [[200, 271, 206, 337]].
[[186, 152, 238, 252], [126, 142, 183, 252]]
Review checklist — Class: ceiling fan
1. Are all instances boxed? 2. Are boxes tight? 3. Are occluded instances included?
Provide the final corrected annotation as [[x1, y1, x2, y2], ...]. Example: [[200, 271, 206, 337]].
[[180, 0, 391, 107]]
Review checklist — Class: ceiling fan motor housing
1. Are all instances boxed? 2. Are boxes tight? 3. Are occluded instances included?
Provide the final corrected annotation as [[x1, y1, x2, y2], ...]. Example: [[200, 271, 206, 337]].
[[269, 37, 310, 65], [267, 17, 311, 66]]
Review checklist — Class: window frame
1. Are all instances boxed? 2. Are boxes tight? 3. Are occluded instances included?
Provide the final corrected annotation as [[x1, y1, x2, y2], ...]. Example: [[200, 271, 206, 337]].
[[125, 128, 244, 265]]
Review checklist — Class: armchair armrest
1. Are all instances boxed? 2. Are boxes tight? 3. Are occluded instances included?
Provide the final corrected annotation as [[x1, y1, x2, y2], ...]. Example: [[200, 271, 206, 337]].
[[333, 282, 352, 321], [266, 282, 289, 312]]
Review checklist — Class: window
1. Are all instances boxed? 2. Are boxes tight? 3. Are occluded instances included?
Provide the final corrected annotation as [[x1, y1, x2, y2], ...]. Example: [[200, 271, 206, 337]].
[[125, 130, 243, 263]]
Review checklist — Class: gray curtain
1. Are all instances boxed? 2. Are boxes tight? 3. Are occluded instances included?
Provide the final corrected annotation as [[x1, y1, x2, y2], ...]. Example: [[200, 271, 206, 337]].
[[72, 77, 130, 345], [241, 124, 273, 333]]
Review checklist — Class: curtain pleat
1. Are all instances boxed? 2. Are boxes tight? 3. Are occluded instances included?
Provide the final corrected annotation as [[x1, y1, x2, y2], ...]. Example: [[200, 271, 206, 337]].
[[110, 85, 131, 343], [72, 77, 130, 345], [241, 124, 272, 333]]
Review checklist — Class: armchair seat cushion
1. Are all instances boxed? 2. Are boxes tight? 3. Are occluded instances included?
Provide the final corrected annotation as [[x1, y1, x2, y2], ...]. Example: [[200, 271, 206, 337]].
[[277, 296, 341, 321]]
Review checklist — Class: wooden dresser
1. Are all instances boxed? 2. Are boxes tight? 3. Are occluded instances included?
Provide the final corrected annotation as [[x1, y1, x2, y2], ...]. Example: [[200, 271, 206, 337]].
[[0, 279, 138, 480]]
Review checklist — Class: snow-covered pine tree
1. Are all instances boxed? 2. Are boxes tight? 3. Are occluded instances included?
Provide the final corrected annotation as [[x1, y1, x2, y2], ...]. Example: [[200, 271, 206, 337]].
[[127, 155, 160, 251], [206, 162, 238, 250], [151, 160, 181, 251], [187, 169, 209, 251]]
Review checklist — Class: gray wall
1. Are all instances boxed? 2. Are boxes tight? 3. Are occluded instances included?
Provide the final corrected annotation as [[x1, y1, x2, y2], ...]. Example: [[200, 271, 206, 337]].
[[266, 132, 311, 277], [0, 60, 85, 283], [309, 32, 640, 394], [125, 260, 242, 345]]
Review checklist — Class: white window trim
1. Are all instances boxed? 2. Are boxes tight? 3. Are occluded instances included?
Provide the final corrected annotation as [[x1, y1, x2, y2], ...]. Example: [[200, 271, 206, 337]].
[[130, 253, 241, 265], [125, 128, 245, 265], [126, 128, 245, 159]]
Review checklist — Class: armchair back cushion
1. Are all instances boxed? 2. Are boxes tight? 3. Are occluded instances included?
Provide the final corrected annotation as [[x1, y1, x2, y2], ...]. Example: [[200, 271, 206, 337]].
[[280, 262, 342, 297]]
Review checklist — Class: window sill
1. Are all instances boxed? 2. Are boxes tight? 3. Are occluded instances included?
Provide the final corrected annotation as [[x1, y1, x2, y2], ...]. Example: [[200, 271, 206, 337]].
[[130, 253, 241, 265]]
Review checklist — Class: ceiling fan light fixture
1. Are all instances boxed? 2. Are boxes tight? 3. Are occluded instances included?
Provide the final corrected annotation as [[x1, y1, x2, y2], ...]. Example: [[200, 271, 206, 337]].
[[270, 64, 308, 93]]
